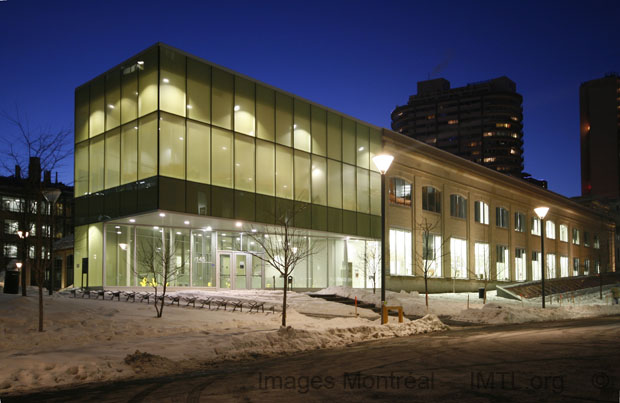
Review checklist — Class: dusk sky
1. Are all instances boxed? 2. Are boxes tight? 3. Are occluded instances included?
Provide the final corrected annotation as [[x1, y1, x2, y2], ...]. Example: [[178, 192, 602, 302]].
[[1, 0, 618, 198]]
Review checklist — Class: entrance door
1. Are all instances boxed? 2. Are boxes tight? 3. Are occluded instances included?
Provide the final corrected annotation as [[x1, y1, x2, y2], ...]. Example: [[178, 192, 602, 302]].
[[218, 252, 259, 289]]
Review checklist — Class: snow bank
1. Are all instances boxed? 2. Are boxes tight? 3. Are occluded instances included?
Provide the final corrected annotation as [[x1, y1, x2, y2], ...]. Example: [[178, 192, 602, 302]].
[[318, 286, 620, 323], [0, 291, 446, 395]]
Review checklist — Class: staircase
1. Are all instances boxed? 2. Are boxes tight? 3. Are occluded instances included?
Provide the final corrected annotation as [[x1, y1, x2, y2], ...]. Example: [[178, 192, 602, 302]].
[[500, 272, 620, 299]]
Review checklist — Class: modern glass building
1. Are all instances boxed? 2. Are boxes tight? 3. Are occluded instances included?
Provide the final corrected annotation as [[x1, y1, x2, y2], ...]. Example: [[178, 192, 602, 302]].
[[73, 43, 382, 290]]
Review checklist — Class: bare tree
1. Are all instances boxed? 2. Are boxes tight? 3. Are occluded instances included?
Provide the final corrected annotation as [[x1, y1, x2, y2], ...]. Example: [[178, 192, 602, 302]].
[[246, 206, 317, 327], [136, 230, 184, 318], [414, 217, 450, 310], [359, 242, 380, 294], [1, 108, 71, 332]]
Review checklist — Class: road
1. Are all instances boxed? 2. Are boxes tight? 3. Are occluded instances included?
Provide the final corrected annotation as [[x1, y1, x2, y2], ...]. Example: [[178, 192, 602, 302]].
[[4, 316, 620, 402]]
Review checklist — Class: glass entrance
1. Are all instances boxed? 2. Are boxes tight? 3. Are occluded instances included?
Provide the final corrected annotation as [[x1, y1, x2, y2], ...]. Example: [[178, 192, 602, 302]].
[[217, 252, 263, 289]]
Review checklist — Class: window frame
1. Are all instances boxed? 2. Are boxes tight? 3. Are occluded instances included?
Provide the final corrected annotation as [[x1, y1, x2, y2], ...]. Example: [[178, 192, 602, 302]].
[[474, 200, 489, 225], [450, 194, 467, 219], [422, 186, 441, 213]]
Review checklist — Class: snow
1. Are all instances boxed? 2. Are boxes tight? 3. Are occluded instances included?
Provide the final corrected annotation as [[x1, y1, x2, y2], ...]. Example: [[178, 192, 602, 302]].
[[316, 286, 620, 324], [0, 289, 446, 394]]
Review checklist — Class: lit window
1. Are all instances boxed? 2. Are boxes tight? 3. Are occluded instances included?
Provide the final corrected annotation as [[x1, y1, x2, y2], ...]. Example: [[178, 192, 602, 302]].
[[514, 212, 525, 232], [474, 201, 489, 225], [496, 245, 510, 281], [496, 207, 509, 229], [422, 186, 441, 213], [422, 233, 442, 277], [426, 114, 435, 120], [510, 116, 519, 121], [3, 244, 17, 258], [450, 194, 467, 219], [511, 133, 519, 138], [474, 242, 489, 280], [2, 197, 24, 212], [483, 132, 494, 137], [560, 256, 569, 278], [532, 251, 541, 281], [496, 123, 511, 128], [584, 231, 590, 247], [546, 253, 556, 279], [450, 238, 467, 279], [389, 178, 412, 206], [546, 220, 555, 239], [559, 224, 568, 242], [531, 217, 541, 236], [483, 157, 496, 163], [515, 248, 526, 281], [572, 228, 580, 245], [389, 228, 412, 276], [448, 119, 458, 125], [510, 148, 517, 155], [573, 258, 579, 276], [594, 235, 600, 249], [4, 219, 19, 235], [584, 258, 590, 275]]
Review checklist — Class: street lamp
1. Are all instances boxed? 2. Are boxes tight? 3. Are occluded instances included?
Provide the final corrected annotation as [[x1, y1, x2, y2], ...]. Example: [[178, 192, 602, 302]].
[[16, 262, 22, 270], [534, 206, 549, 308], [373, 153, 394, 324], [43, 188, 61, 295], [17, 230, 29, 296]]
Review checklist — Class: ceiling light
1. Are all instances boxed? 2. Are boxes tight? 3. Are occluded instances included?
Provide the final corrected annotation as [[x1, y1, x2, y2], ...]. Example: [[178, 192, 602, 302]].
[[153, 226, 159, 230], [137, 61, 144, 65], [234, 105, 240, 111], [129, 219, 136, 223], [115, 226, 120, 229], [184, 220, 190, 225], [251, 229, 257, 233], [176, 231, 182, 235], [162, 78, 169, 83], [236, 221, 242, 227], [159, 213, 166, 217]]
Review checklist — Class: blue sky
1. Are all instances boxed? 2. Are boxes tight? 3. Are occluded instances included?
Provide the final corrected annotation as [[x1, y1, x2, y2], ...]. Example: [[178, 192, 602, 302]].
[[1, 0, 618, 197]]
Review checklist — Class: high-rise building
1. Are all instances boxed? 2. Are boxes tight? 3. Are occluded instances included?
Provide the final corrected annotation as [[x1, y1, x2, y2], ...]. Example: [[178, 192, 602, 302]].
[[391, 77, 524, 177], [580, 73, 620, 198]]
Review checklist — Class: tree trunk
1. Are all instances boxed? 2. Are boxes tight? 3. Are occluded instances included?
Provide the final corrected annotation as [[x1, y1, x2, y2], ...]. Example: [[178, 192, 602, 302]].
[[38, 282, 43, 332], [424, 274, 429, 309], [373, 274, 376, 294], [160, 282, 167, 318], [282, 275, 288, 327]]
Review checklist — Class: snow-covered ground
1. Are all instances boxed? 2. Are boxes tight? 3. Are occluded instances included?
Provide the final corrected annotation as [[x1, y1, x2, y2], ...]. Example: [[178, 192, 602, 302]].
[[0, 289, 445, 395], [317, 286, 620, 324]]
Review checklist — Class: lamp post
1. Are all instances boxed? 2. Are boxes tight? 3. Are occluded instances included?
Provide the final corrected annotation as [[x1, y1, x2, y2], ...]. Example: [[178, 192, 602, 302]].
[[17, 230, 29, 295], [372, 154, 394, 324], [534, 206, 549, 308], [42, 188, 61, 295]]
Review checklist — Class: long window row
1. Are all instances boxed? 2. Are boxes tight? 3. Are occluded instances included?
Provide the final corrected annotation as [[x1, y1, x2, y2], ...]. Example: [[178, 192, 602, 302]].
[[388, 178, 600, 248], [389, 228, 601, 280], [76, 45, 381, 171], [75, 115, 381, 214]]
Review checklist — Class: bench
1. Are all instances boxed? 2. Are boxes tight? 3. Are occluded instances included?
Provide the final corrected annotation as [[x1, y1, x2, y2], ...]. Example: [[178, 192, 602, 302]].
[[214, 299, 227, 311], [198, 297, 213, 309], [381, 305, 404, 324], [248, 300, 265, 313], [108, 290, 122, 301], [137, 292, 152, 303], [93, 290, 106, 300], [184, 296, 197, 308], [231, 300, 244, 312], [124, 291, 136, 302], [167, 295, 181, 306]]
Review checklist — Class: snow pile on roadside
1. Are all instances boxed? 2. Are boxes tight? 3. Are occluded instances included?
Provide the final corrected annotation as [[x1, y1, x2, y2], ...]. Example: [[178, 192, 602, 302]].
[[452, 302, 620, 324], [0, 292, 445, 395], [316, 286, 620, 323]]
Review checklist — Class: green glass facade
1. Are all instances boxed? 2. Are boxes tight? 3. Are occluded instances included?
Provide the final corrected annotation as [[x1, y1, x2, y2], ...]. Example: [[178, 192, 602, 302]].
[[74, 43, 382, 289]]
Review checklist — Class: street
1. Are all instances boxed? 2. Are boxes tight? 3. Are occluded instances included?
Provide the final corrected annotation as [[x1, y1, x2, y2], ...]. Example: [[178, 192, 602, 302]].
[[5, 315, 620, 403]]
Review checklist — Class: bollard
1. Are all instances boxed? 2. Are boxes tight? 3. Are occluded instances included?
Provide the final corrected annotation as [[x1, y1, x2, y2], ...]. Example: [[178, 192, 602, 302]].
[[355, 296, 358, 317]]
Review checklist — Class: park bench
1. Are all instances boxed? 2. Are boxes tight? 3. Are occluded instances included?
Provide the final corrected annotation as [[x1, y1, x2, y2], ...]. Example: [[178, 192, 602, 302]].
[[124, 291, 136, 302]]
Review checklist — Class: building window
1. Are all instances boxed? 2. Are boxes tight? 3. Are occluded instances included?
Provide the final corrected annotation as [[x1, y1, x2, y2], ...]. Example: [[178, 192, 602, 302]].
[[594, 235, 600, 249], [389, 228, 412, 276], [496, 245, 510, 281], [573, 258, 579, 276], [546, 220, 555, 239], [4, 219, 18, 235], [594, 260, 600, 274], [496, 207, 509, 229], [584, 231, 590, 247], [450, 238, 467, 279], [531, 217, 541, 236], [572, 228, 580, 245], [2, 197, 24, 212], [422, 186, 441, 213], [584, 259, 590, 275], [546, 253, 556, 279], [389, 178, 412, 206], [474, 242, 489, 280], [3, 243, 17, 258], [515, 248, 526, 281], [560, 256, 569, 278], [422, 233, 442, 277], [474, 201, 489, 225], [532, 251, 541, 281], [559, 224, 568, 242], [28, 245, 35, 259], [514, 212, 525, 232], [450, 194, 467, 219]]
